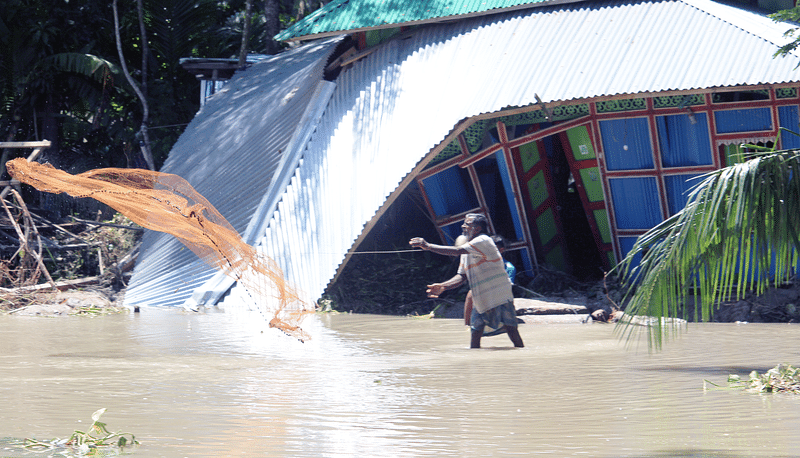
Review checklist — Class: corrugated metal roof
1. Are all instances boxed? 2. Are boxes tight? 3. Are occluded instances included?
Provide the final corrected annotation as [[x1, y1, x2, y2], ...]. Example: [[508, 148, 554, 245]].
[[221, 0, 800, 309], [122, 38, 342, 309], [275, 0, 565, 41], [129, 0, 800, 313]]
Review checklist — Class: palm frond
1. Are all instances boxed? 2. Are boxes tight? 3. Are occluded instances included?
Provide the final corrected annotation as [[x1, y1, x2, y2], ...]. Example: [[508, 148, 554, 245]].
[[612, 149, 800, 349], [21, 53, 122, 89]]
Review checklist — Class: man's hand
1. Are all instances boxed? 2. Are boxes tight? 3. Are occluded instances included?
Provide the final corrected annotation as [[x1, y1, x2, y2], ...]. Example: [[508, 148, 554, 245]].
[[426, 283, 445, 298], [409, 237, 428, 249]]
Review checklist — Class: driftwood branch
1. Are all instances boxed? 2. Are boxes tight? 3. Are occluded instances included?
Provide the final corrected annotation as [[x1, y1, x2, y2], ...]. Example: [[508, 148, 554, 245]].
[[0, 190, 56, 288], [107, 242, 140, 287], [69, 216, 144, 231], [1, 200, 102, 246], [0, 276, 101, 294], [26, 209, 95, 246]]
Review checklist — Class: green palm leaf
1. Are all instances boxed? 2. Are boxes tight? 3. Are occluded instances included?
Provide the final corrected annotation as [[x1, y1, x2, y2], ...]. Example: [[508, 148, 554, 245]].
[[613, 148, 800, 349], [37, 53, 122, 85], [18, 52, 123, 100]]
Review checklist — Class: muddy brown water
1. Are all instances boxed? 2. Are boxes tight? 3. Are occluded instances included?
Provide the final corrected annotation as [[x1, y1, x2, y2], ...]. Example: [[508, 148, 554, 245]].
[[1, 307, 799, 457]]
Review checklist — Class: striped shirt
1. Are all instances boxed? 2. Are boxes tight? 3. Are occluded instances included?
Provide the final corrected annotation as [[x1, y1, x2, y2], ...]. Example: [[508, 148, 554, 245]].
[[457, 234, 514, 313]]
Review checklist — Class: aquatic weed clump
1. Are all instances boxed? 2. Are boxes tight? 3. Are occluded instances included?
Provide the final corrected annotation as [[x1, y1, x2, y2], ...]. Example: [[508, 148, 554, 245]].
[[22, 408, 138, 456], [725, 364, 800, 393]]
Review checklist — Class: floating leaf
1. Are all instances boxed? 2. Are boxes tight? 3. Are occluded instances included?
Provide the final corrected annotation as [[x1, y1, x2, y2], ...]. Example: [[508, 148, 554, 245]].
[[90, 408, 106, 423]]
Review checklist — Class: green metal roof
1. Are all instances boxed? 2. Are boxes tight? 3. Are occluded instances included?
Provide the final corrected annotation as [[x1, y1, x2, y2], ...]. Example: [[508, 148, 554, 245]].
[[275, 0, 558, 42]]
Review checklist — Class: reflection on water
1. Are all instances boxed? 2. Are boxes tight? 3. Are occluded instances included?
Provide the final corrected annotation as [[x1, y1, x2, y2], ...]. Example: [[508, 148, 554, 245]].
[[1, 307, 800, 457]]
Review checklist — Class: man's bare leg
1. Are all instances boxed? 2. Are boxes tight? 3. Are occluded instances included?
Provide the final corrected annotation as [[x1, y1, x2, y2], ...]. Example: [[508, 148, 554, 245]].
[[464, 290, 473, 326], [470, 326, 484, 348], [507, 326, 524, 347]]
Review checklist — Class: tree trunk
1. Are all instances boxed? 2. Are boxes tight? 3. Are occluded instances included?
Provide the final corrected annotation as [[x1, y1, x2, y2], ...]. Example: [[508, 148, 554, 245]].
[[294, 0, 307, 21], [112, 0, 155, 170], [137, 0, 149, 101], [239, 0, 253, 68], [513, 298, 590, 315], [264, 0, 281, 55]]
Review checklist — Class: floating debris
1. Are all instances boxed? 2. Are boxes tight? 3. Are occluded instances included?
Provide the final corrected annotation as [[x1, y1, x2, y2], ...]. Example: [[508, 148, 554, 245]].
[[705, 364, 800, 394]]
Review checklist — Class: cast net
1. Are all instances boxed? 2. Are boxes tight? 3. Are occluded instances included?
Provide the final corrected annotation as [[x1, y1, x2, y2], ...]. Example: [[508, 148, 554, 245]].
[[6, 158, 312, 341]]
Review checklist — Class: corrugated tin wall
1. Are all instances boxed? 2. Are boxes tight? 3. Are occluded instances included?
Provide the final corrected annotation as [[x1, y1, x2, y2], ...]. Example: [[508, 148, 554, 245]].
[[123, 38, 342, 309]]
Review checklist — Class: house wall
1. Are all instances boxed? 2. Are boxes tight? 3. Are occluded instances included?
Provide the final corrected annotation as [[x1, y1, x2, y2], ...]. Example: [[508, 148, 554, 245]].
[[416, 87, 800, 281]]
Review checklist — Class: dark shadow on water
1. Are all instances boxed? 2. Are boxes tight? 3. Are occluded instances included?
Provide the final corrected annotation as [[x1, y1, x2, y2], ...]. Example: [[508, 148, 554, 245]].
[[633, 365, 778, 376], [630, 450, 793, 458], [46, 352, 131, 359]]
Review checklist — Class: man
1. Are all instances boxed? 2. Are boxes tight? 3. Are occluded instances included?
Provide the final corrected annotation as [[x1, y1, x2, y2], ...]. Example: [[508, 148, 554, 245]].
[[410, 213, 524, 348], [462, 234, 517, 331]]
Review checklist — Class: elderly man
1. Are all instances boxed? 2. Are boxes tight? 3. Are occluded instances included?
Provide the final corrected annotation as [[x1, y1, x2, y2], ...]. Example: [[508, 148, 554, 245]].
[[410, 213, 524, 349]]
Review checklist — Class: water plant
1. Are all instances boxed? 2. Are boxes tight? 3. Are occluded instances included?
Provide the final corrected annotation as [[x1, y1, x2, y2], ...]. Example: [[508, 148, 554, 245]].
[[704, 364, 800, 394], [23, 408, 138, 456], [70, 303, 129, 316]]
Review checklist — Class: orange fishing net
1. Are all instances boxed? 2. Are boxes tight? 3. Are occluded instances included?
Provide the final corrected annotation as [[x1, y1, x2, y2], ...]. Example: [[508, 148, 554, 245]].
[[6, 158, 312, 341]]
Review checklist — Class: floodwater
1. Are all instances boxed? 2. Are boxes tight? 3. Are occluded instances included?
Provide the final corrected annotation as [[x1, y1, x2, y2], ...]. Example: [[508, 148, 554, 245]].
[[1, 307, 799, 457]]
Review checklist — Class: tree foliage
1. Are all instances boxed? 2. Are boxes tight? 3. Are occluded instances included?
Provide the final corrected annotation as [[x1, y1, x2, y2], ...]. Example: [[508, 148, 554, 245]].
[[772, 7, 800, 63], [1, 0, 327, 183]]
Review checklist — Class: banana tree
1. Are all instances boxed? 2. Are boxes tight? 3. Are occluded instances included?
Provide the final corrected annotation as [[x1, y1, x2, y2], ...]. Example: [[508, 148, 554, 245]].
[[0, 0, 130, 171]]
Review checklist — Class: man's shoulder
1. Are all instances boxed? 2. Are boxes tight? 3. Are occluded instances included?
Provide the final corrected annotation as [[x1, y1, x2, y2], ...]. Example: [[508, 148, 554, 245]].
[[470, 234, 493, 245], [465, 234, 500, 260]]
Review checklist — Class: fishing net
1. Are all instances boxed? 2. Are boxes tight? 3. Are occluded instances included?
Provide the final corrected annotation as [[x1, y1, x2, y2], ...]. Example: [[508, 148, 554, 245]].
[[6, 158, 312, 341]]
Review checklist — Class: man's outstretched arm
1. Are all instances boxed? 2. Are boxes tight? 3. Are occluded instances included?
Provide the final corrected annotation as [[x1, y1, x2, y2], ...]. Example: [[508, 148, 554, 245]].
[[409, 237, 467, 257], [426, 273, 466, 298]]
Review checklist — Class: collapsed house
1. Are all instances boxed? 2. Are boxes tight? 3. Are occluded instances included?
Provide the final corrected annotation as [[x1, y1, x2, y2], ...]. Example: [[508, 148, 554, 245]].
[[123, 0, 800, 310]]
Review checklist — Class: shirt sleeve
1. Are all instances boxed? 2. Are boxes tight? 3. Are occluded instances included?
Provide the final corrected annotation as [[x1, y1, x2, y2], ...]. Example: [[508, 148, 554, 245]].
[[457, 254, 467, 275], [462, 234, 496, 260]]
